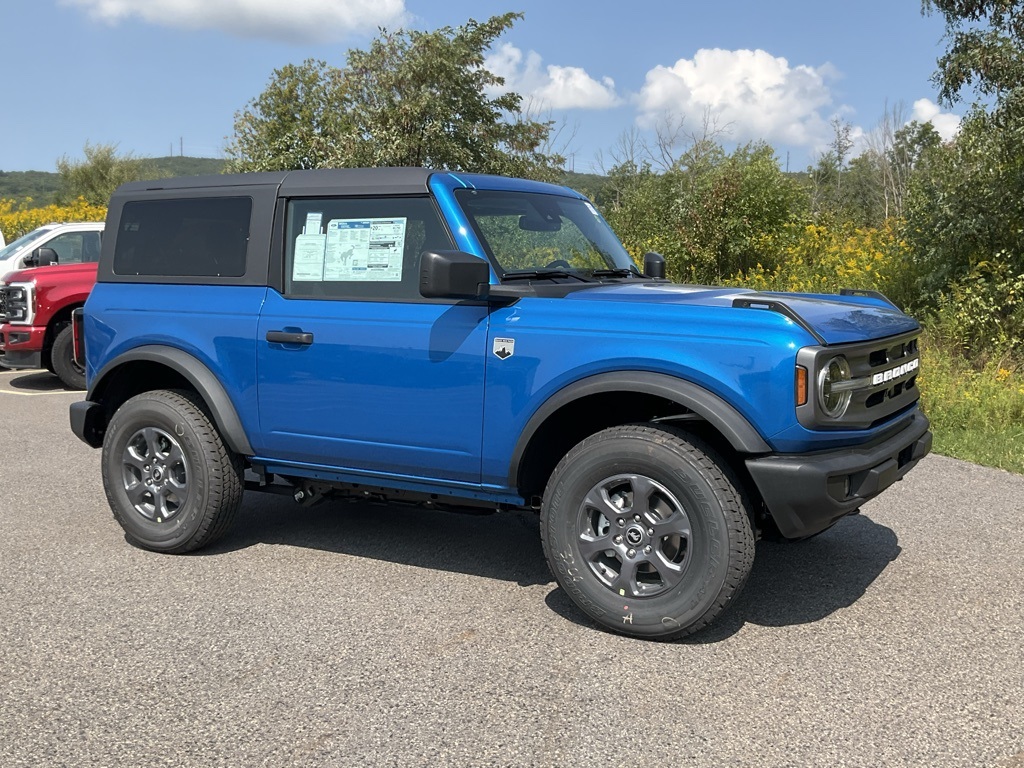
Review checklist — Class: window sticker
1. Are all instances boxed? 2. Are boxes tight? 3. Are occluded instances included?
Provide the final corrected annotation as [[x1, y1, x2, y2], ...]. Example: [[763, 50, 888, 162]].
[[304, 212, 323, 235], [584, 202, 599, 216], [324, 217, 407, 282], [292, 233, 327, 281]]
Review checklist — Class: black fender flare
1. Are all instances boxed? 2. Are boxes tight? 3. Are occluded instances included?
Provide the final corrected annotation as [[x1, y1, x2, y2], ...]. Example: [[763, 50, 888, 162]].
[[88, 344, 254, 456], [508, 371, 771, 486]]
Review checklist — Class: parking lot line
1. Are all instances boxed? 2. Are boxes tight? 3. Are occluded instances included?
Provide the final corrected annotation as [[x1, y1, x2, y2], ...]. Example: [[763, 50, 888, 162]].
[[0, 389, 80, 397], [0, 369, 81, 396]]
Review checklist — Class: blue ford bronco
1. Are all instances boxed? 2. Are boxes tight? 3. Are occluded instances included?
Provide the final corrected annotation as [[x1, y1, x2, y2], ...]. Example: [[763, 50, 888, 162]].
[[70, 168, 931, 639]]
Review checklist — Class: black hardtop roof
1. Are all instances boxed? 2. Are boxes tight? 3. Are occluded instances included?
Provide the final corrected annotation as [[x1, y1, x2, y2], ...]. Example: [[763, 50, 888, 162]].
[[114, 167, 438, 197], [110, 167, 583, 204]]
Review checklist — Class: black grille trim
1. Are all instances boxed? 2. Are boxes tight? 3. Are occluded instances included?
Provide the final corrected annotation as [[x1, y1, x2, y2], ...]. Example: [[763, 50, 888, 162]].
[[796, 329, 923, 430]]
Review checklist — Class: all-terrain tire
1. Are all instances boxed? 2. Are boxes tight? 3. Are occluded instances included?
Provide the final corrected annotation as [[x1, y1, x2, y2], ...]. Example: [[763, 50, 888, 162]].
[[540, 423, 755, 640], [51, 325, 86, 390], [101, 389, 244, 553]]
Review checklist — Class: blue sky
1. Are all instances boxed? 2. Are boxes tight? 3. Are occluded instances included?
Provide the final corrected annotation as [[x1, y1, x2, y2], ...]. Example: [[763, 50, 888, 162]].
[[0, 0, 959, 175]]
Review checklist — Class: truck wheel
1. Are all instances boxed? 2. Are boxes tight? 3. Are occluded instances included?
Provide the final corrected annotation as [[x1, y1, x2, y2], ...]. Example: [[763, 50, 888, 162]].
[[51, 325, 86, 390], [541, 424, 755, 640], [101, 389, 244, 553]]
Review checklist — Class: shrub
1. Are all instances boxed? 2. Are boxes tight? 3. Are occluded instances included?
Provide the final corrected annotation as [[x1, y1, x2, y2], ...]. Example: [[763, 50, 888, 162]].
[[925, 259, 1024, 362], [0, 198, 106, 241], [720, 220, 912, 306], [918, 330, 1024, 474]]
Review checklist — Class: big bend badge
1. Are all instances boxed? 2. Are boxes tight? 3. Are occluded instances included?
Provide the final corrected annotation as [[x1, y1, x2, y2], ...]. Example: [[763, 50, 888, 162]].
[[492, 337, 515, 360]]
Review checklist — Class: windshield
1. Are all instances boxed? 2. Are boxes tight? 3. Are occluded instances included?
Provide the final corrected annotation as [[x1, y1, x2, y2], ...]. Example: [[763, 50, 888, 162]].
[[454, 189, 636, 277], [0, 226, 54, 262]]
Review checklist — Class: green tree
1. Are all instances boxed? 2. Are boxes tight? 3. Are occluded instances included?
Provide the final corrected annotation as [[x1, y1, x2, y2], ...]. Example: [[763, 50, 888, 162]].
[[225, 60, 348, 172], [227, 14, 563, 179], [924, 0, 1024, 120], [605, 140, 806, 282], [808, 118, 855, 218], [845, 115, 943, 227], [602, 158, 669, 265], [56, 142, 145, 206], [903, 111, 1024, 299], [843, 153, 887, 226], [906, 1, 1024, 304], [886, 120, 943, 213]]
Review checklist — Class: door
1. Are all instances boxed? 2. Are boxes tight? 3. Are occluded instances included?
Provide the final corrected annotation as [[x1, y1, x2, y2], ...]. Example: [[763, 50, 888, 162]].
[[255, 194, 489, 484]]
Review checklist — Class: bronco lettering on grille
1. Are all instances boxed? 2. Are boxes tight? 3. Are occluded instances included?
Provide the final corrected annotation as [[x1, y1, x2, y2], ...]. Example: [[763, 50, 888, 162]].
[[872, 358, 919, 386]]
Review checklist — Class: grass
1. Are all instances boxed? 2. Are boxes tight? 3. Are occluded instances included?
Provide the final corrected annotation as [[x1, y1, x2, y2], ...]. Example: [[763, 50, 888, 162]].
[[918, 333, 1024, 475]]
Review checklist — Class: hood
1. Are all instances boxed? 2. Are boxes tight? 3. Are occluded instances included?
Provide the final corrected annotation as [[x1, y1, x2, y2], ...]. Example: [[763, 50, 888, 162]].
[[564, 282, 920, 345], [3, 261, 99, 284]]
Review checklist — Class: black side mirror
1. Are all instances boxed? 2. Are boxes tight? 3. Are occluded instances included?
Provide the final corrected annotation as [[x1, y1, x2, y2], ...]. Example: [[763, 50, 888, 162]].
[[643, 251, 666, 279], [26, 247, 59, 268], [419, 250, 491, 300]]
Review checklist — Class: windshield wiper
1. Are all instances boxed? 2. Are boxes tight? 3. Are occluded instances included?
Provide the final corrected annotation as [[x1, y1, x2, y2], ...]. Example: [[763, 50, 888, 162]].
[[500, 269, 594, 283]]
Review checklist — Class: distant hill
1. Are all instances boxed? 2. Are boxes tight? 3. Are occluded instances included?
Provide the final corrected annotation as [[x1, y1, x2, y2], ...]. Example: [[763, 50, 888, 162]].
[[0, 170, 59, 204], [2, 159, 617, 209], [0, 156, 228, 206]]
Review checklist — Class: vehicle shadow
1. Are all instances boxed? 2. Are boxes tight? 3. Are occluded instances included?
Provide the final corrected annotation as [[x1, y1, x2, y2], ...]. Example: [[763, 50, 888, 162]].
[[205, 491, 553, 587], [209, 493, 899, 638], [689, 514, 901, 642], [4, 370, 78, 392], [546, 512, 901, 642]]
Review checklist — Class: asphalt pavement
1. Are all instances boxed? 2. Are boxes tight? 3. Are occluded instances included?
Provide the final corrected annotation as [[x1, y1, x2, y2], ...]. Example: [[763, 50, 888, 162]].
[[1, 368, 1021, 767]]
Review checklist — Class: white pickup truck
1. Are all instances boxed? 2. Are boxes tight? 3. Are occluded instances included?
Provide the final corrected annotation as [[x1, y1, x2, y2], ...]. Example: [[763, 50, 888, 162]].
[[0, 221, 103, 272]]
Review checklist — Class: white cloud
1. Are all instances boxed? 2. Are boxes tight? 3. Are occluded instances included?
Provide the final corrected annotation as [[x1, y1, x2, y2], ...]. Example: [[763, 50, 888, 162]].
[[61, 0, 406, 44], [635, 48, 841, 149], [910, 98, 961, 140], [485, 43, 620, 110]]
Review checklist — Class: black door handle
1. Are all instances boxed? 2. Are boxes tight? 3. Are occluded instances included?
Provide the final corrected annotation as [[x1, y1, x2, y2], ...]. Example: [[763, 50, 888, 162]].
[[266, 330, 314, 345]]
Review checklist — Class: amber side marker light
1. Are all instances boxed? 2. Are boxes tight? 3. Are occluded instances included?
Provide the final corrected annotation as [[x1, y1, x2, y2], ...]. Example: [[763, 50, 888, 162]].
[[795, 366, 808, 406]]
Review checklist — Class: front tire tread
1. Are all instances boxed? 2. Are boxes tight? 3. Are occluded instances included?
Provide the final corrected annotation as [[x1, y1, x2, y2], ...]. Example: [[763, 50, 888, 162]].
[[540, 423, 755, 640]]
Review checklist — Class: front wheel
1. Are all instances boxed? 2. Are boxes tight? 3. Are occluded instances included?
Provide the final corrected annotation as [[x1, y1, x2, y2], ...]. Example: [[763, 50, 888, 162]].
[[51, 325, 86, 390], [541, 424, 755, 640], [101, 389, 244, 553]]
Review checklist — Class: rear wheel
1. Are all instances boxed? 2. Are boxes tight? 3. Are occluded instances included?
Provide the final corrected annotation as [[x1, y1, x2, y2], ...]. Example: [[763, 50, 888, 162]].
[[51, 325, 85, 390], [541, 424, 755, 640], [101, 389, 243, 553]]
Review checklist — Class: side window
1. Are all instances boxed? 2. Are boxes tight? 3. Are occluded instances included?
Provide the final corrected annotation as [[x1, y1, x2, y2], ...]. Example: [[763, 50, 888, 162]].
[[284, 196, 453, 300], [113, 197, 252, 277], [43, 231, 101, 265]]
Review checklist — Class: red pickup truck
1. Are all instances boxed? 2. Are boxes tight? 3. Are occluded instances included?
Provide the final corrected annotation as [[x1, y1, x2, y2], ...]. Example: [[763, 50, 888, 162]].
[[0, 257, 99, 389]]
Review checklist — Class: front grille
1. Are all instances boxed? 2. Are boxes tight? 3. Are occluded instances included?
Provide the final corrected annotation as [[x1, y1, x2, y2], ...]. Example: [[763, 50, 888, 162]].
[[797, 329, 922, 429], [0, 283, 33, 325], [869, 338, 918, 368], [846, 333, 920, 425]]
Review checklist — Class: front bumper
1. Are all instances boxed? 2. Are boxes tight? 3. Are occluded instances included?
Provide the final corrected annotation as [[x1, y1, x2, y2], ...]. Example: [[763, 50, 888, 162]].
[[0, 325, 45, 370], [746, 411, 932, 539], [70, 399, 105, 448]]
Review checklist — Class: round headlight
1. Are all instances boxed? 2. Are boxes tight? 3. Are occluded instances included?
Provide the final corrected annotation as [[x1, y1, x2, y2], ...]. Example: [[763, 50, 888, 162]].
[[819, 355, 852, 418]]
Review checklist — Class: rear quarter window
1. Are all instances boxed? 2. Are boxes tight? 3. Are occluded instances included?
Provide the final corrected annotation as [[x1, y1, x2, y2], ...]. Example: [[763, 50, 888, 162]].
[[113, 197, 252, 277]]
